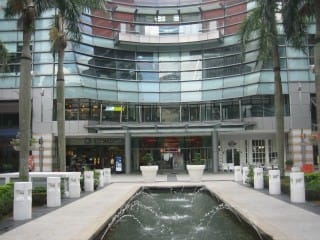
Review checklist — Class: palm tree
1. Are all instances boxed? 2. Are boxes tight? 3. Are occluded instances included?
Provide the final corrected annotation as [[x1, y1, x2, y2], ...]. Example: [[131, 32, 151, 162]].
[[282, 0, 320, 166], [0, 40, 9, 72], [5, 0, 51, 180], [238, 0, 285, 175], [50, 0, 105, 171]]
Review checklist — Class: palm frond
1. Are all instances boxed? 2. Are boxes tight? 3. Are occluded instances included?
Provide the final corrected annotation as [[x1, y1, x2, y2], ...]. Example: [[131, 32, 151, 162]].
[[4, 0, 24, 18], [0, 41, 9, 72], [282, 0, 313, 50]]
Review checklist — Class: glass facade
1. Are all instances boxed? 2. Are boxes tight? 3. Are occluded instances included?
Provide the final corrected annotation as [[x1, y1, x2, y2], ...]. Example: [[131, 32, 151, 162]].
[[0, 0, 316, 173], [61, 95, 290, 122]]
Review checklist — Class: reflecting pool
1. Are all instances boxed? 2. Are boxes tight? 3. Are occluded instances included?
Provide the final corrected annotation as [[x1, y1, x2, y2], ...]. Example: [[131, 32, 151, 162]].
[[98, 187, 270, 240]]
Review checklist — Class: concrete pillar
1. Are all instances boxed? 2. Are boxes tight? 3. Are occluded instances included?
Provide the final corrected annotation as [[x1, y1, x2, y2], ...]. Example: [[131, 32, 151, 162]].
[[290, 172, 305, 203], [269, 170, 281, 195], [96, 169, 104, 188], [242, 166, 249, 184], [47, 177, 61, 207], [125, 132, 131, 174], [254, 167, 264, 189], [234, 166, 242, 182], [13, 182, 32, 220], [103, 168, 111, 184], [84, 171, 94, 192], [69, 172, 81, 198]]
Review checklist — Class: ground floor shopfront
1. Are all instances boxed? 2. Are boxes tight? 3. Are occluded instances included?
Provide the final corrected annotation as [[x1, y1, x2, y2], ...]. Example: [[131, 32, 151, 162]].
[[58, 126, 315, 174], [0, 125, 317, 173]]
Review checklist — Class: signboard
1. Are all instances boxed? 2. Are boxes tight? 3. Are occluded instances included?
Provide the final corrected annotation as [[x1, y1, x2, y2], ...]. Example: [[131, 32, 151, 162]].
[[115, 156, 123, 172]]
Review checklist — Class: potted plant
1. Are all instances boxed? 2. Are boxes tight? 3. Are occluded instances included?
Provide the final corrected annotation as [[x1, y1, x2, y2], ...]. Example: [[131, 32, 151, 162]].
[[285, 159, 293, 171], [140, 152, 158, 182], [186, 153, 205, 182]]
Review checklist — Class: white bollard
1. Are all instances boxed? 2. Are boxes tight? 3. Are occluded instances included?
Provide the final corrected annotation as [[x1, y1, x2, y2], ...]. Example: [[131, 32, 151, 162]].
[[234, 166, 242, 182], [69, 172, 81, 198], [103, 168, 111, 184], [13, 182, 32, 220], [84, 171, 94, 192], [242, 167, 249, 184], [268, 170, 281, 195], [290, 172, 305, 203], [47, 177, 61, 207], [96, 169, 104, 188], [254, 167, 264, 190]]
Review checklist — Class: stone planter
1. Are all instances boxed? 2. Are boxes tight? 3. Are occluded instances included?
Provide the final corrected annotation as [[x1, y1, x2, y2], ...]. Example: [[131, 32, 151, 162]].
[[140, 165, 159, 182], [186, 165, 205, 182]]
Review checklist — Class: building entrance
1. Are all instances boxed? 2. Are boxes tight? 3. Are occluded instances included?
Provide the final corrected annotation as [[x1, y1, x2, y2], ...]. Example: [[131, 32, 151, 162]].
[[225, 148, 240, 166], [134, 136, 211, 171]]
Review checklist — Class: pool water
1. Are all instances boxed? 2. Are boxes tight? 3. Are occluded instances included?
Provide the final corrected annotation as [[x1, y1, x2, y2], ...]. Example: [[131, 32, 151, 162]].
[[99, 187, 269, 240]]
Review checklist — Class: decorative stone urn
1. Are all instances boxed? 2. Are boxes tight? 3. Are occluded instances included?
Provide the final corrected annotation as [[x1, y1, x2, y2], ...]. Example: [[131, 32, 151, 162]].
[[140, 165, 159, 182], [186, 165, 205, 182]]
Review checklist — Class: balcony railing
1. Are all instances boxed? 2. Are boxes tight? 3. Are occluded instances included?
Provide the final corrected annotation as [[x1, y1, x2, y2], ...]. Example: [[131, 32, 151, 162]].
[[116, 21, 223, 45]]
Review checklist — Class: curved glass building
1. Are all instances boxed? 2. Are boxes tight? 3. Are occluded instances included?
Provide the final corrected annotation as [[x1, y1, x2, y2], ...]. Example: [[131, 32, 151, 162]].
[[0, 0, 317, 173]]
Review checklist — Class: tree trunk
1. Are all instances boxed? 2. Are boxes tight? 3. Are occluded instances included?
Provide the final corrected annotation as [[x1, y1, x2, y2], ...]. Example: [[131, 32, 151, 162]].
[[314, 1, 320, 165], [272, 45, 285, 176], [56, 14, 67, 172], [56, 43, 66, 172], [18, 0, 34, 181]]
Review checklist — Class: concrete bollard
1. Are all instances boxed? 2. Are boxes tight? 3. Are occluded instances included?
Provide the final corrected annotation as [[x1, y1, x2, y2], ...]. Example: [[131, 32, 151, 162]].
[[103, 168, 111, 184], [268, 170, 281, 195], [47, 177, 61, 207], [69, 172, 81, 198], [242, 166, 249, 184], [13, 182, 32, 220], [290, 172, 305, 203], [84, 171, 94, 192], [96, 169, 104, 188], [234, 166, 242, 182], [254, 167, 264, 190]]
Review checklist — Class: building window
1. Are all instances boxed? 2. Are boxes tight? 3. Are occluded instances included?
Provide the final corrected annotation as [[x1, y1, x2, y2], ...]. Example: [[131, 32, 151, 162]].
[[66, 99, 79, 120], [222, 100, 239, 120], [141, 105, 160, 122], [161, 105, 180, 122], [252, 139, 265, 165]]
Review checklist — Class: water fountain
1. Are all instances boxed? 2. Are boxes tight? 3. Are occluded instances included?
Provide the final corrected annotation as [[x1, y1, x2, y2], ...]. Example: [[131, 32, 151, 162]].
[[97, 187, 271, 240]]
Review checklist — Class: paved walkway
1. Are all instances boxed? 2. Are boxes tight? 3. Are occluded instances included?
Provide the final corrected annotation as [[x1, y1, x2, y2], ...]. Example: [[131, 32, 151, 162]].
[[1, 173, 320, 240]]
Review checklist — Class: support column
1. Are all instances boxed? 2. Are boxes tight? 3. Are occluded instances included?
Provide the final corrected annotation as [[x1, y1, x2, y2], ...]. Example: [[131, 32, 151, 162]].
[[125, 132, 131, 174], [212, 130, 219, 173]]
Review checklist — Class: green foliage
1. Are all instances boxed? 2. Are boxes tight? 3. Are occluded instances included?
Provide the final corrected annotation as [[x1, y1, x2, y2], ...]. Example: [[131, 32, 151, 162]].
[[93, 169, 100, 189], [285, 159, 293, 166], [246, 165, 254, 187], [190, 153, 205, 165], [280, 177, 290, 195], [305, 172, 320, 185], [305, 172, 320, 196], [32, 186, 47, 206], [142, 153, 155, 165], [0, 183, 14, 219]]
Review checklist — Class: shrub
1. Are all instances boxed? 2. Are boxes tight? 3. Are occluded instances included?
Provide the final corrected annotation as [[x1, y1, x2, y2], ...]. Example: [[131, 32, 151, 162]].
[[305, 172, 320, 201], [246, 165, 254, 187], [32, 186, 47, 206], [280, 177, 290, 195], [142, 153, 155, 165], [0, 183, 14, 219], [190, 153, 205, 165]]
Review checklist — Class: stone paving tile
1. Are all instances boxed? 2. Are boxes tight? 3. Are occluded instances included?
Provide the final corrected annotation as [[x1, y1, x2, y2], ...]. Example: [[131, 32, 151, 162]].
[[1, 173, 320, 240]]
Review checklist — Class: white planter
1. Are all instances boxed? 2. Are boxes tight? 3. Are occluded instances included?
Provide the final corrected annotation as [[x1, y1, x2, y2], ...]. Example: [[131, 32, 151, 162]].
[[186, 165, 205, 182], [140, 165, 158, 182]]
